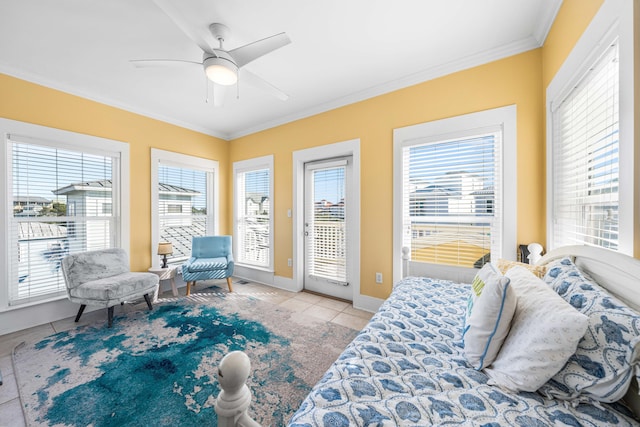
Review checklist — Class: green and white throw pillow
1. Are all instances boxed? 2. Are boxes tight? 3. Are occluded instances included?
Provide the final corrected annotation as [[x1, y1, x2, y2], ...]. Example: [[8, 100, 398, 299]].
[[463, 263, 516, 370]]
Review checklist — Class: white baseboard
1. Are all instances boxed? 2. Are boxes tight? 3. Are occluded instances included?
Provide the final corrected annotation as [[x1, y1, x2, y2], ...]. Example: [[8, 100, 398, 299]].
[[0, 299, 100, 336], [353, 294, 384, 313], [272, 275, 301, 292], [233, 265, 275, 287]]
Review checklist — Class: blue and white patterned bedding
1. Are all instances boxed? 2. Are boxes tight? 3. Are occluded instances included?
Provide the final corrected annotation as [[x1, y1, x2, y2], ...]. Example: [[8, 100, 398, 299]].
[[288, 277, 640, 426]]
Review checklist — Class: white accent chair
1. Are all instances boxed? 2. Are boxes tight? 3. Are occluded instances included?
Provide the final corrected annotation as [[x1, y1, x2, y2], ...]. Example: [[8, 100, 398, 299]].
[[61, 248, 159, 328]]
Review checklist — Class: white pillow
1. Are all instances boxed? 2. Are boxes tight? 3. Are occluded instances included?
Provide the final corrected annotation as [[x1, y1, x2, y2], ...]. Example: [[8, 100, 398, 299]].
[[484, 266, 589, 392], [463, 263, 515, 370]]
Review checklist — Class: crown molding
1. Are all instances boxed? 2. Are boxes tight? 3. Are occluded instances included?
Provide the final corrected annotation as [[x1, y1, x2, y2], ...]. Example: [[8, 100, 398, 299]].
[[532, 0, 563, 45], [1, 33, 543, 142], [228, 36, 541, 140], [0, 64, 231, 141]]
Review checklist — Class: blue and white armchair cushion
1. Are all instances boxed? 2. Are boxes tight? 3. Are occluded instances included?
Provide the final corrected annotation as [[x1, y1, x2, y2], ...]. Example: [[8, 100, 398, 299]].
[[181, 235, 234, 295]]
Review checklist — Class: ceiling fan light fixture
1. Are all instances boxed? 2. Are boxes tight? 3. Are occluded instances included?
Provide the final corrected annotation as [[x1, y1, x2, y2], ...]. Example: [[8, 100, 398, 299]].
[[204, 56, 238, 85]]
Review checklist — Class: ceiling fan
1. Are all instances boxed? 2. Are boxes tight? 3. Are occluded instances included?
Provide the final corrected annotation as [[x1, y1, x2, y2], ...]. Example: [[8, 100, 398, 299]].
[[131, 0, 291, 106]]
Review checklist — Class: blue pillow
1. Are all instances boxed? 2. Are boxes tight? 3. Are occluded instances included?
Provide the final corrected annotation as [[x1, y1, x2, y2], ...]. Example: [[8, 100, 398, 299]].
[[538, 259, 640, 402], [542, 257, 578, 290]]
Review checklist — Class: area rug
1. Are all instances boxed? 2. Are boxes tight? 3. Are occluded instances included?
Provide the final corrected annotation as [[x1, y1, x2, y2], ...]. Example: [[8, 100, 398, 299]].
[[12, 287, 360, 426]]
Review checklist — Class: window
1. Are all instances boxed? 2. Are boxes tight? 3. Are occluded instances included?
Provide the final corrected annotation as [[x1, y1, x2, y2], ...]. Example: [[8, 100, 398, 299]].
[[151, 149, 218, 268], [234, 155, 273, 270], [0, 118, 129, 306], [546, 0, 633, 255], [551, 43, 619, 250], [393, 106, 516, 278]]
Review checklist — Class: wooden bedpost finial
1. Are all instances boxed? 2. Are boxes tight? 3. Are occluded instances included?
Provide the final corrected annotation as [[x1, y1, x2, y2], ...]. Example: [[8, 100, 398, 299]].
[[215, 351, 261, 427]]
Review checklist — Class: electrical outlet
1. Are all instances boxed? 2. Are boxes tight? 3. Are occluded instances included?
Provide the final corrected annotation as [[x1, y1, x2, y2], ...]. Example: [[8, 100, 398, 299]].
[[375, 272, 383, 284], [287, 258, 292, 267]]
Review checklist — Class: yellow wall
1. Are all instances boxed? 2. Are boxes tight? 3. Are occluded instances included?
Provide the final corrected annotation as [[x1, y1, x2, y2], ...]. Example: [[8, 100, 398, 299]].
[[231, 50, 544, 299], [0, 74, 230, 271], [542, 0, 605, 89]]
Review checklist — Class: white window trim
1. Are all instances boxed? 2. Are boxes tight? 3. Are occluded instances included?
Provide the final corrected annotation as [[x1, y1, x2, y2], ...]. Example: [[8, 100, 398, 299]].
[[233, 155, 274, 272], [0, 117, 130, 312], [393, 105, 517, 283], [150, 148, 219, 269], [546, 0, 634, 255]]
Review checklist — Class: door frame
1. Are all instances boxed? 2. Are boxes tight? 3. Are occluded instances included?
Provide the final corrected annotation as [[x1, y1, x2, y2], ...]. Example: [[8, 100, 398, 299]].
[[293, 139, 360, 303], [303, 157, 352, 300]]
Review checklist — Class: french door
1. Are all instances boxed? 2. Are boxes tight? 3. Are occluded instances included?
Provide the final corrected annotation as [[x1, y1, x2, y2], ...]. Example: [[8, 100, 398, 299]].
[[304, 157, 352, 300]]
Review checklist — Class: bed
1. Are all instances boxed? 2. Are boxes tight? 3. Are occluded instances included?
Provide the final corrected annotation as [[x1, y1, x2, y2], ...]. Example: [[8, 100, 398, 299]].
[[286, 246, 640, 426]]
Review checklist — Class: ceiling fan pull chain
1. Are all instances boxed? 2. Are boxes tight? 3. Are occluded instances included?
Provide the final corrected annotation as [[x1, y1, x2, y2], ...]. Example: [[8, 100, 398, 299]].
[[205, 77, 210, 104]]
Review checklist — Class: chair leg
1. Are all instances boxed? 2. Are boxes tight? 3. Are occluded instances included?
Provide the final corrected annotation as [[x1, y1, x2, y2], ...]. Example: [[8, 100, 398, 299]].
[[75, 305, 86, 323], [143, 293, 153, 310], [107, 306, 114, 328], [186, 281, 192, 296], [226, 277, 233, 292]]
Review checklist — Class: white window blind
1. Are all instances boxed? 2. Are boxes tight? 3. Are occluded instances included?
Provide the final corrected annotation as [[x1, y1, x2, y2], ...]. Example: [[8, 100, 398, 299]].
[[402, 131, 502, 268], [306, 162, 347, 282], [9, 136, 118, 305], [236, 166, 271, 268], [157, 164, 209, 265], [551, 41, 619, 251]]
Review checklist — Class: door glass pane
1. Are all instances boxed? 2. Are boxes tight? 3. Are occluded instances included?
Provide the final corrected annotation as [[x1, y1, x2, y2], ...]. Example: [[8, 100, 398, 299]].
[[308, 166, 346, 282]]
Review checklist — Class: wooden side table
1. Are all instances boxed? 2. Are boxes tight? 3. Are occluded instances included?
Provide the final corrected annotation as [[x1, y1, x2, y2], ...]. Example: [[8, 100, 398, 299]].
[[148, 266, 178, 297]]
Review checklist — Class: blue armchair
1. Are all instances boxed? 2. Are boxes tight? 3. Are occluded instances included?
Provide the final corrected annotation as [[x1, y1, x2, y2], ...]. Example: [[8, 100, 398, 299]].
[[182, 236, 234, 295]]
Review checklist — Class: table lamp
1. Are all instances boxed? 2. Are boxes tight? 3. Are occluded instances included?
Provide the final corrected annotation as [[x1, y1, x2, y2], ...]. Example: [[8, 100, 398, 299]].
[[157, 242, 173, 269]]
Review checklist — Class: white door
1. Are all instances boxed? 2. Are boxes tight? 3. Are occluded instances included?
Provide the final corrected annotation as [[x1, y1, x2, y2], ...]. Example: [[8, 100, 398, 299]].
[[304, 157, 352, 300]]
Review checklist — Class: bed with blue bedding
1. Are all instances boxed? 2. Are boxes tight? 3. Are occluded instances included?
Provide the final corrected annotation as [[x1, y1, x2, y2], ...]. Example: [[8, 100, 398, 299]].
[[288, 246, 640, 426]]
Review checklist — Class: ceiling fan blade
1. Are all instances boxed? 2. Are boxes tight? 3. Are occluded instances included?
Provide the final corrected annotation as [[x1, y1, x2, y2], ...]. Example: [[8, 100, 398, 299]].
[[153, 0, 216, 54], [240, 69, 289, 101], [229, 33, 291, 68], [130, 59, 201, 68]]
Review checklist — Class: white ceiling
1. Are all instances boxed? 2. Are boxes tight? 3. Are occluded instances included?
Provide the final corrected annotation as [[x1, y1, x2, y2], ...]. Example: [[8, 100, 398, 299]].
[[0, 0, 562, 140]]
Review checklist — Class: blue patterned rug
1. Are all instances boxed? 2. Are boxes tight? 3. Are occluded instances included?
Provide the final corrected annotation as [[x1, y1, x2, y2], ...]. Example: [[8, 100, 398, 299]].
[[12, 288, 359, 426]]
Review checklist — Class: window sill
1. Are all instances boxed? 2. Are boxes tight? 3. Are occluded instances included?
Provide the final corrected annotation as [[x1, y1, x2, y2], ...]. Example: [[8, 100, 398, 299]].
[[1, 293, 67, 313], [235, 263, 274, 274]]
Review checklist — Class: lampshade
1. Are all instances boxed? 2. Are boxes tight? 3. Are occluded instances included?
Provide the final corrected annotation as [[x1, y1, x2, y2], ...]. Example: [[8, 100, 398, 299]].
[[157, 242, 173, 255], [204, 56, 238, 86]]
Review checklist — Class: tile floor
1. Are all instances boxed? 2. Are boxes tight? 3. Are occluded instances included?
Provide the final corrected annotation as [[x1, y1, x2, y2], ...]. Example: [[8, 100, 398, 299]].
[[0, 279, 373, 426]]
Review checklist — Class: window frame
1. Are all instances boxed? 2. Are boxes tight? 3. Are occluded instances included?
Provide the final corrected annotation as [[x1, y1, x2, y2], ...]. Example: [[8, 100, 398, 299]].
[[150, 149, 219, 269], [0, 118, 130, 310], [393, 106, 517, 283], [545, 0, 634, 255], [233, 155, 274, 272]]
